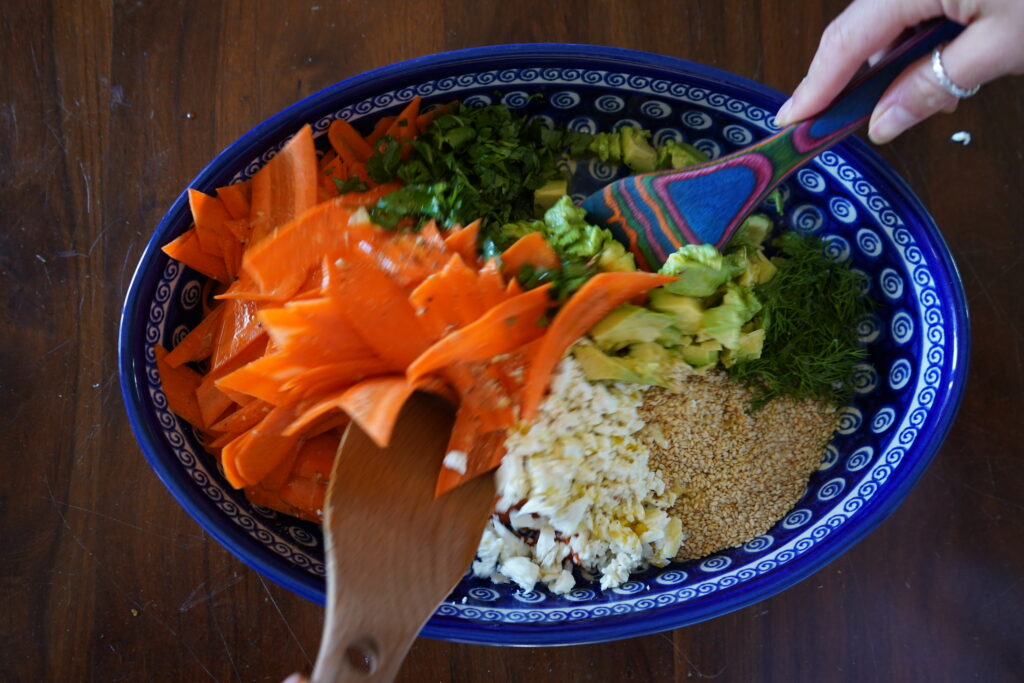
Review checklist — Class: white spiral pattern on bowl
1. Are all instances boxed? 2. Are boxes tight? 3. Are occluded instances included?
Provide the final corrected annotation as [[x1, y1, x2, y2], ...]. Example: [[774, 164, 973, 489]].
[[500, 90, 531, 109], [692, 138, 721, 159], [797, 168, 826, 193], [889, 359, 912, 390], [846, 447, 874, 473], [639, 100, 672, 118], [567, 116, 598, 134], [856, 228, 883, 257], [652, 127, 684, 146], [828, 196, 858, 223], [594, 94, 625, 112], [818, 443, 840, 471], [549, 90, 581, 109], [721, 123, 753, 145], [789, 204, 824, 233]]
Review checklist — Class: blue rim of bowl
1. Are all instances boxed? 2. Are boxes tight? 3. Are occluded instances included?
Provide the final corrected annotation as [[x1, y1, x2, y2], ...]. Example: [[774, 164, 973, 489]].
[[119, 43, 970, 646]]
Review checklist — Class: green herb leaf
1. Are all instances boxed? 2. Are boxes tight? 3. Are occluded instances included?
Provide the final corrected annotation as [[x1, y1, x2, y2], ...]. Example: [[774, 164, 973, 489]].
[[332, 176, 370, 194]]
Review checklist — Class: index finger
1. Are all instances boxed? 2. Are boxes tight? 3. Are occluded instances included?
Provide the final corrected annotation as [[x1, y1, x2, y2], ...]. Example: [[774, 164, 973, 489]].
[[776, 0, 954, 125]]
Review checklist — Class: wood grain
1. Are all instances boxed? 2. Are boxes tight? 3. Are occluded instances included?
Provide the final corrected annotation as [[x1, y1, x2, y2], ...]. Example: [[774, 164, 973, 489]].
[[1, 1, 1021, 681]]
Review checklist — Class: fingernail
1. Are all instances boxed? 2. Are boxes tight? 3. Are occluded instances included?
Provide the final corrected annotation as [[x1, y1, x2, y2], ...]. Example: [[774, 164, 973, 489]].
[[869, 105, 918, 144], [775, 98, 794, 126]]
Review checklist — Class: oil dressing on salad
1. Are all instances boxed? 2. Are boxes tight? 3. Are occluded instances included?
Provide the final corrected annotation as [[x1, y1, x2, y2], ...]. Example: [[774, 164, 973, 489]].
[[156, 95, 872, 593]]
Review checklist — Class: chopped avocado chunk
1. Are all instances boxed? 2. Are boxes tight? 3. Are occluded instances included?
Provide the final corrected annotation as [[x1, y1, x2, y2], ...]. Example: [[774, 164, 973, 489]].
[[647, 288, 704, 335], [656, 139, 708, 169], [572, 344, 645, 383], [655, 325, 686, 348], [494, 219, 545, 251], [660, 244, 733, 297], [619, 127, 658, 172], [543, 196, 605, 260], [589, 304, 677, 352], [731, 213, 774, 248], [533, 179, 568, 215], [681, 340, 722, 366], [596, 239, 637, 272]]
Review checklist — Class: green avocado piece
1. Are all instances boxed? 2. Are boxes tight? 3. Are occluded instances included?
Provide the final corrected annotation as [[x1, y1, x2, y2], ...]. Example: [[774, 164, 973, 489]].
[[533, 181, 568, 216], [731, 213, 774, 248], [702, 284, 761, 350], [572, 344, 644, 383], [620, 127, 658, 173], [620, 342, 675, 385], [680, 340, 722, 366], [648, 288, 705, 335], [589, 304, 677, 352], [596, 239, 637, 272], [656, 139, 708, 169], [660, 244, 733, 297]]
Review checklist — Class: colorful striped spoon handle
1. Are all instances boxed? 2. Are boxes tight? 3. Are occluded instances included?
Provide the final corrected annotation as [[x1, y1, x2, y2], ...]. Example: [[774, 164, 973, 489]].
[[582, 20, 964, 270]]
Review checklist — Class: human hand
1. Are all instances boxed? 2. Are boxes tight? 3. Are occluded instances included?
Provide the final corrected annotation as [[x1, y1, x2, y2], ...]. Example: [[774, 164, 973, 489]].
[[775, 0, 1024, 143]]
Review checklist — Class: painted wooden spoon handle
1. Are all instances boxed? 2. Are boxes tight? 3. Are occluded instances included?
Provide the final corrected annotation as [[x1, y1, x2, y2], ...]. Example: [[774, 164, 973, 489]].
[[583, 20, 964, 264]]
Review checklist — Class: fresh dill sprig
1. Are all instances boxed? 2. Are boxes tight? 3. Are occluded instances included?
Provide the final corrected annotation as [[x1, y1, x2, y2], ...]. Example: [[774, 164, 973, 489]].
[[728, 231, 874, 409]]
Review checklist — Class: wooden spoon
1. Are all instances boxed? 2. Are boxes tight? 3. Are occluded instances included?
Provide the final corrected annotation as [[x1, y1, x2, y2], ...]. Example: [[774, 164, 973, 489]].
[[309, 393, 495, 683], [581, 20, 963, 270]]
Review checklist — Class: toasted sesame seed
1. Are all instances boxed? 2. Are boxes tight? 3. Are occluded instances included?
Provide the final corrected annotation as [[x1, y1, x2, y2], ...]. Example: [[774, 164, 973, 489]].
[[639, 371, 837, 560]]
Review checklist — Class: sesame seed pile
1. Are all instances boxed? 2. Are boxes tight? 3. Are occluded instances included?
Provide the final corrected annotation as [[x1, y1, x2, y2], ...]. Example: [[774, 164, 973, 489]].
[[638, 372, 838, 560]]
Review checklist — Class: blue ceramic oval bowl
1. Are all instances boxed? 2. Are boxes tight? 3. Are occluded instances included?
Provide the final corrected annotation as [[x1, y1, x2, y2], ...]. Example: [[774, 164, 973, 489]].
[[119, 44, 968, 646]]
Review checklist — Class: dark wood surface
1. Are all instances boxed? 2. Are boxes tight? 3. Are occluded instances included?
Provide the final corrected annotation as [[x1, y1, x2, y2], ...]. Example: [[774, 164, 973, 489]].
[[2, 1, 1022, 681]]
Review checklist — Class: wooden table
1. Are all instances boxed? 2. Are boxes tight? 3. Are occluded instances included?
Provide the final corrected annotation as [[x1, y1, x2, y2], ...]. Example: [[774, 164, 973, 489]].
[[3, 1, 1022, 680]]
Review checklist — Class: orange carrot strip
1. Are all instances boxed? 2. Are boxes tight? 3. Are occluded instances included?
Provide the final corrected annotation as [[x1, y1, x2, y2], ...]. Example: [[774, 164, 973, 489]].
[[438, 254, 485, 325], [296, 409, 350, 439], [336, 181, 402, 207], [336, 375, 417, 448], [210, 399, 272, 434], [216, 181, 252, 221], [189, 189, 235, 261], [415, 102, 451, 131], [258, 298, 377, 367], [520, 272, 678, 421], [162, 228, 230, 283], [164, 304, 225, 367], [443, 218, 480, 265], [328, 117, 374, 162], [281, 357, 392, 399], [215, 353, 300, 405], [242, 198, 378, 301], [407, 284, 553, 382], [434, 407, 508, 496], [477, 258, 508, 309], [367, 116, 396, 145], [223, 404, 302, 487], [249, 124, 319, 246], [262, 439, 302, 491], [292, 432, 338, 480], [385, 96, 422, 153], [196, 374, 236, 427], [154, 344, 205, 428], [501, 231, 560, 276], [324, 249, 434, 369], [211, 297, 265, 370], [419, 220, 444, 247], [318, 149, 339, 173], [505, 277, 523, 297], [278, 475, 326, 519]]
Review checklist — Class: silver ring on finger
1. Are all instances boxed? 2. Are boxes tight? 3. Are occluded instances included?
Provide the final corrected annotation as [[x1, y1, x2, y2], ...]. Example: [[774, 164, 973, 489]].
[[931, 47, 980, 99]]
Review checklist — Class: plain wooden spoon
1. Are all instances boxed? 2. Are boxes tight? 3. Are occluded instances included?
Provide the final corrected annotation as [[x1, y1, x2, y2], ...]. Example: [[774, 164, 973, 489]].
[[307, 392, 495, 683]]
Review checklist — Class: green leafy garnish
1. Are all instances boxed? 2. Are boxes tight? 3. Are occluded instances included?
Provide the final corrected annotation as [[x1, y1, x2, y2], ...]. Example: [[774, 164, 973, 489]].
[[728, 232, 874, 408], [365, 101, 592, 236], [332, 176, 370, 194]]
